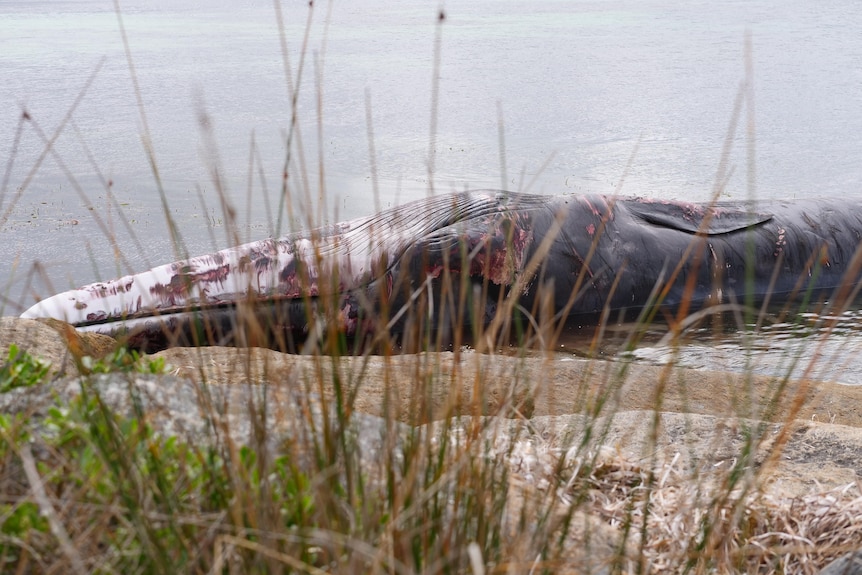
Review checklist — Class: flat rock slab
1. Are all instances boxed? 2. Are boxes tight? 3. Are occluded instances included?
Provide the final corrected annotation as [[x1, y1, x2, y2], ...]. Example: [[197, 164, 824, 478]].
[[152, 346, 862, 496], [154, 346, 862, 426], [0, 317, 115, 376], [4, 317, 862, 571], [0, 370, 404, 470], [2, 317, 862, 498], [527, 410, 862, 497]]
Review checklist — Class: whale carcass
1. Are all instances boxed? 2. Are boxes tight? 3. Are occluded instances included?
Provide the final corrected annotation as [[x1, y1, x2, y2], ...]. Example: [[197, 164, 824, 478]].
[[21, 190, 862, 352]]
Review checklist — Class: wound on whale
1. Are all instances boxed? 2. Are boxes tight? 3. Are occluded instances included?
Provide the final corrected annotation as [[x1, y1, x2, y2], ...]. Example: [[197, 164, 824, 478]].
[[20, 190, 862, 353]]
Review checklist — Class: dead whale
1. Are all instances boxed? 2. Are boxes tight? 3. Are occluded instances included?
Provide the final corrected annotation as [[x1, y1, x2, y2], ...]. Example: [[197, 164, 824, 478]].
[[21, 190, 862, 351]]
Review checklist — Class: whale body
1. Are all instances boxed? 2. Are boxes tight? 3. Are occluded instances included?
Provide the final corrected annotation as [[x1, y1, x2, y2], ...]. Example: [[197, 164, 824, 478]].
[[21, 191, 862, 351]]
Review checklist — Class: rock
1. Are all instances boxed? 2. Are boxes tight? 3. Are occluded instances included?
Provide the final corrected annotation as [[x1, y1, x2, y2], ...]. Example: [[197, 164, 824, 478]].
[[524, 410, 862, 498], [153, 345, 862, 496], [2, 311, 861, 498], [0, 317, 116, 377], [4, 313, 862, 572], [0, 370, 405, 467], [821, 550, 862, 575], [155, 345, 862, 427]]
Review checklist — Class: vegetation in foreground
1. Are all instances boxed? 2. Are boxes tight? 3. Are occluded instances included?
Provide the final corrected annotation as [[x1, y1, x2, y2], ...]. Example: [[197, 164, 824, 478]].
[[4, 5, 862, 574], [2, 328, 862, 574]]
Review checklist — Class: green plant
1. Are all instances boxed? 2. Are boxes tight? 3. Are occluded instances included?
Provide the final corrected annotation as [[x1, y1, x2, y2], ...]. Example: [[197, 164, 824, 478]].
[[0, 344, 50, 392], [79, 346, 169, 375]]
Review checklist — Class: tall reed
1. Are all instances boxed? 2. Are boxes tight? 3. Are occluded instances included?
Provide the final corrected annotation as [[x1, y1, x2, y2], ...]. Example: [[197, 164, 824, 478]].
[[2, 4, 861, 574]]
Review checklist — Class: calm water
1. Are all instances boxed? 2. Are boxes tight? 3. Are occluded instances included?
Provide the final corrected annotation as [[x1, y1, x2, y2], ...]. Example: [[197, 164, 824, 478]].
[[3, 1, 862, 381]]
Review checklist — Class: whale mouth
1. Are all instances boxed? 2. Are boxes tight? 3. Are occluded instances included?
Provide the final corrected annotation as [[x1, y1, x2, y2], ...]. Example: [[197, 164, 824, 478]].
[[70, 299, 311, 352], [21, 190, 551, 352]]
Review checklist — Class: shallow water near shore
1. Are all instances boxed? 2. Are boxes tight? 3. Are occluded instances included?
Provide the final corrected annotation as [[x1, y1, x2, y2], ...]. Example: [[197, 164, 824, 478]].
[[553, 307, 862, 385], [4, 1, 862, 379]]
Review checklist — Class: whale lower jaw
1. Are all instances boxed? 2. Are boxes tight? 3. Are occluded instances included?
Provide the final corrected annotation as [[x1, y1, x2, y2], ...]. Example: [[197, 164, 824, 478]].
[[20, 190, 539, 328]]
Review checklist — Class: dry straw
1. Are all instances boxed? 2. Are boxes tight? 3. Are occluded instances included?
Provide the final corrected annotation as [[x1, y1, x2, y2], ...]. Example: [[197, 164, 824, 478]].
[[2, 4, 861, 574]]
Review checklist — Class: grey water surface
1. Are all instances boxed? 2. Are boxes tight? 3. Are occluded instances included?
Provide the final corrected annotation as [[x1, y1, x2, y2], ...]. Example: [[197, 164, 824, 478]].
[[3, 0, 862, 382]]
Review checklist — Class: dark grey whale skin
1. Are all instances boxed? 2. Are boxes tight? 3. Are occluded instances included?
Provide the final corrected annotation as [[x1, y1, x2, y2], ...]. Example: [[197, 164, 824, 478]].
[[523, 194, 862, 322], [21, 191, 862, 351]]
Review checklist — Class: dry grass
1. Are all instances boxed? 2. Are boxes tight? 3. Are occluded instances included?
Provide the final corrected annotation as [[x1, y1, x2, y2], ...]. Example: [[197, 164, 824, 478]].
[[2, 4, 862, 574], [489, 430, 862, 574], [2, 345, 862, 573]]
